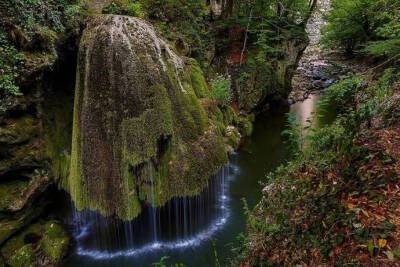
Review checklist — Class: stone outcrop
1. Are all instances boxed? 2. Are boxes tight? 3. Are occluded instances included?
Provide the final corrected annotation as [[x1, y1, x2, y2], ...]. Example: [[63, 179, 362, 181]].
[[0, 29, 76, 262], [0, 77, 73, 265], [68, 15, 227, 220], [236, 37, 308, 112]]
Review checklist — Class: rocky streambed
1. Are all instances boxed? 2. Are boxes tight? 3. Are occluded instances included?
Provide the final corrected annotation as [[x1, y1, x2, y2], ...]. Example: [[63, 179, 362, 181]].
[[290, 0, 345, 103]]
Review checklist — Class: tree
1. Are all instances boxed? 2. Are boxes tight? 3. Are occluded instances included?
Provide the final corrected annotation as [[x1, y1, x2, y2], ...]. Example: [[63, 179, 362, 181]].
[[321, 0, 400, 57]]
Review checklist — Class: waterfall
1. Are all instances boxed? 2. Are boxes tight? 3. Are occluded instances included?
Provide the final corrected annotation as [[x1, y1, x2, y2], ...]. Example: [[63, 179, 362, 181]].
[[148, 162, 157, 241], [69, 14, 227, 223], [68, 153, 238, 259]]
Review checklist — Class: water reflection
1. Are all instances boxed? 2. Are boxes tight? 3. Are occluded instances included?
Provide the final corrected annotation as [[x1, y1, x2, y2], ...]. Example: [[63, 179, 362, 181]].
[[290, 94, 320, 125], [290, 93, 336, 128]]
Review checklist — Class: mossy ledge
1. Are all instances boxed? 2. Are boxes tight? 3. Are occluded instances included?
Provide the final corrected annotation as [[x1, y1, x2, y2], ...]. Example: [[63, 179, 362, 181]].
[[67, 15, 227, 220]]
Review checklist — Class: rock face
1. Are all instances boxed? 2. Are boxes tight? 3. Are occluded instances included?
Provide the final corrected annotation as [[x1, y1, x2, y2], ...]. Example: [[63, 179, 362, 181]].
[[0, 64, 74, 265], [69, 15, 227, 220], [239, 37, 308, 112]]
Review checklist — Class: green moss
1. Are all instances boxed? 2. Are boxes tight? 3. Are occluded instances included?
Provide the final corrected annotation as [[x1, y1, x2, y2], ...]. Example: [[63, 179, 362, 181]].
[[41, 221, 69, 262], [121, 85, 174, 166], [0, 115, 42, 176], [0, 203, 44, 245], [225, 126, 241, 149], [1, 223, 41, 263], [43, 89, 74, 186], [68, 65, 84, 212], [238, 116, 253, 137], [239, 89, 263, 112], [0, 180, 30, 211], [222, 106, 239, 126], [68, 18, 227, 220], [9, 245, 35, 267], [187, 58, 209, 98], [0, 116, 39, 145], [166, 62, 208, 141], [1, 220, 69, 265]]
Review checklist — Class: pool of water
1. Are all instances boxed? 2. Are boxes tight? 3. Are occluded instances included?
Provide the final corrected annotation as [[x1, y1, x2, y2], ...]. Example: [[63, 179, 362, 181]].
[[63, 94, 333, 267]]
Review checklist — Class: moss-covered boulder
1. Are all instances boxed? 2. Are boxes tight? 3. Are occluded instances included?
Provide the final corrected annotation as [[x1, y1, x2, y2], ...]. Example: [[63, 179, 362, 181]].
[[69, 15, 227, 220], [0, 171, 50, 245], [1, 220, 69, 266]]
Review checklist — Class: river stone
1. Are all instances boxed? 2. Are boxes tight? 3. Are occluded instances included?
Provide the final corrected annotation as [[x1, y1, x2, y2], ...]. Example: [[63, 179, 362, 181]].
[[69, 15, 227, 220]]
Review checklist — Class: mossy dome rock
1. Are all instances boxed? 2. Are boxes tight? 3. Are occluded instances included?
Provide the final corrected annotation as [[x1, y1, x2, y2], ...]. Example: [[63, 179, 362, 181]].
[[69, 15, 227, 220]]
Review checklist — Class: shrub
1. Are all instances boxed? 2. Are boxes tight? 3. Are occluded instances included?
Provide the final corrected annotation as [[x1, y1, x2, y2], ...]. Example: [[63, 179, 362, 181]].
[[281, 114, 305, 157], [324, 76, 363, 108], [211, 75, 232, 107], [102, 0, 146, 18]]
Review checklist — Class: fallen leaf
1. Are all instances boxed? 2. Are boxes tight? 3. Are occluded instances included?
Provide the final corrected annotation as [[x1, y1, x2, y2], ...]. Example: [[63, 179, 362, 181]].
[[378, 239, 387, 248], [347, 203, 356, 209], [361, 209, 369, 217], [359, 254, 369, 263]]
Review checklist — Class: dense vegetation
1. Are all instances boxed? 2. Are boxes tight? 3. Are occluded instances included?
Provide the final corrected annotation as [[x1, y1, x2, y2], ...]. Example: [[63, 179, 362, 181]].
[[1, 0, 315, 111], [236, 0, 400, 265], [321, 0, 400, 57], [6, 0, 382, 265], [0, 0, 83, 109], [236, 68, 400, 265]]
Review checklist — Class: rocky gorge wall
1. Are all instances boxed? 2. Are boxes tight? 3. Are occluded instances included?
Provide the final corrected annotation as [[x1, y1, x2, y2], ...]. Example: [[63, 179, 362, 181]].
[[226, 26, 309, 113], [0, 50, 76, 265]]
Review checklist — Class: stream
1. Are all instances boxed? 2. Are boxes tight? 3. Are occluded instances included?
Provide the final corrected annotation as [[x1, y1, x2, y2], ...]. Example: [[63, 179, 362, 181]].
[[63, 93, 334, 267]]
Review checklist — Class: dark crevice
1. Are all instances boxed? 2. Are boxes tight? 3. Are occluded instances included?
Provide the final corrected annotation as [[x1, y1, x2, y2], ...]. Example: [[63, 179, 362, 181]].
[[0, 168, 34, 183]]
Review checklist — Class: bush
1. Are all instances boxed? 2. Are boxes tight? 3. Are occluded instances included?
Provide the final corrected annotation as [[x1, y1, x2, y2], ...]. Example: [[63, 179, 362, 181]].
[[141, 0, 210, 64], [324, 76, 363, 108], [281, 114, 305, 157], [102, 0, 146, 18], [211, 75, 232, 107]]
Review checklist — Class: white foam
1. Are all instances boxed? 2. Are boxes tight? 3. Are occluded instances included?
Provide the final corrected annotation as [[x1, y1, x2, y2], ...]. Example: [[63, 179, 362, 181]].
[[75, 210, 230, 259], [72, 159, 239, 260]]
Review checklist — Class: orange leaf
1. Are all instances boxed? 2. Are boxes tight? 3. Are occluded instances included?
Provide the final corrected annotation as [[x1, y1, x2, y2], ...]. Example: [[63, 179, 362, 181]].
[[378, 239, 387, 248], [347, 203, 356, 209]]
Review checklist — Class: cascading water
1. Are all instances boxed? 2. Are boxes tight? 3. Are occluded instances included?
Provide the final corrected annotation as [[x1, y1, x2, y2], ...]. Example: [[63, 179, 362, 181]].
[[148, 162, 157, 241], [67, 153, 238, 260]]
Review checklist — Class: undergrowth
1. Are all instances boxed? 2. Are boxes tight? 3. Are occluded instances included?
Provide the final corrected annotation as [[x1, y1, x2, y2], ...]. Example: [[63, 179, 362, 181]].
[[233, 67, 400, 265]]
